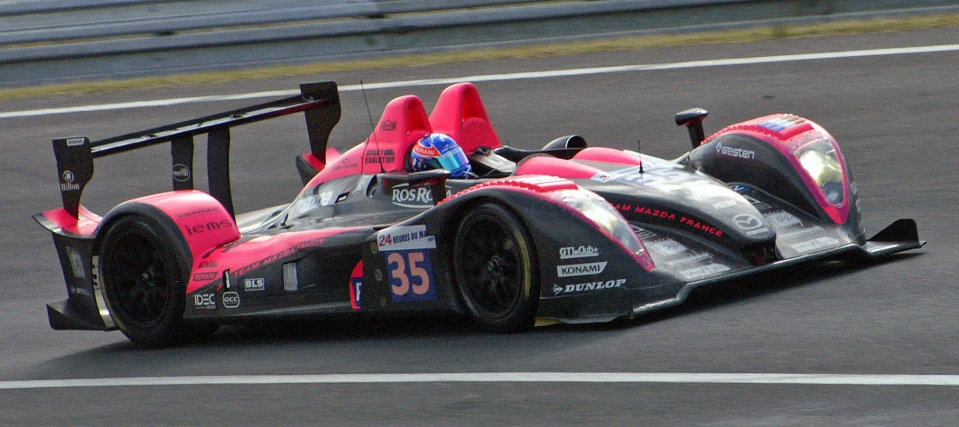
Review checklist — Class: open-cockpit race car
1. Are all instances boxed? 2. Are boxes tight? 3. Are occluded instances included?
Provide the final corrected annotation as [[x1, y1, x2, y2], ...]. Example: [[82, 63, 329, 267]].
[[35, 81, 923, 346]]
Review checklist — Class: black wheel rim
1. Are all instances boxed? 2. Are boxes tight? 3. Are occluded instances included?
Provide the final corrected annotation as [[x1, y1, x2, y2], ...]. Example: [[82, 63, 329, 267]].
[[104, 231, 171, 328], [458, 215, 525, 318]]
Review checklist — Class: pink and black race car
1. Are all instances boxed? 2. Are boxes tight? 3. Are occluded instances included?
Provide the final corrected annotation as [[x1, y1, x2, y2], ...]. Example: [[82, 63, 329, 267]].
[[35, 81, 923, 346]]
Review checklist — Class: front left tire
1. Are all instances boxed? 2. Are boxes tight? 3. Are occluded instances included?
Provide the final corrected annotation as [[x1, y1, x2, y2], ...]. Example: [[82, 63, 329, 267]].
[[453, 202, 539, 333]]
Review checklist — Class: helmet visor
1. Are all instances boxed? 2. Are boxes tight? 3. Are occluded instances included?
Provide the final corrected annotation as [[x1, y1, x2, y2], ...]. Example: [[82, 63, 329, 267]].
[[436, 148, 469, 173]]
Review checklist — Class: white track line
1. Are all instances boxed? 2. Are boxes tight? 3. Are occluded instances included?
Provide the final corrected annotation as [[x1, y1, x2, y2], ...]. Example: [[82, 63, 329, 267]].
[[3, 373, 959, 390], [2, 44, 959, 119]]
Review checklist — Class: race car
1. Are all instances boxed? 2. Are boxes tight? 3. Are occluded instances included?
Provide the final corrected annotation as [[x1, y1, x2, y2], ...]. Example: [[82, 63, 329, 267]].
[[35, 81, 923, 346]]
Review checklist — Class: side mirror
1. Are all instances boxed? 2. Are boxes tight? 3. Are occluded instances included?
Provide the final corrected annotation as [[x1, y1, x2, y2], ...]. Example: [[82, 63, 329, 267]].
[[675, 108, 708, 149], [406, 169, 452, 206], [542, 135, 587, 151]]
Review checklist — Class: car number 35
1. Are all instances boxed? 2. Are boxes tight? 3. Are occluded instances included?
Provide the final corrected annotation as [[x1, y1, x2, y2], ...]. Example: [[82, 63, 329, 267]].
[[386, 250, 437, 302]]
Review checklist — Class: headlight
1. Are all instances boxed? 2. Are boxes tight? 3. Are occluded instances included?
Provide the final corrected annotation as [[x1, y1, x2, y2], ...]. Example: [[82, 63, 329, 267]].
[[796, 138, 845, 205], [559, 193, 654, 271]]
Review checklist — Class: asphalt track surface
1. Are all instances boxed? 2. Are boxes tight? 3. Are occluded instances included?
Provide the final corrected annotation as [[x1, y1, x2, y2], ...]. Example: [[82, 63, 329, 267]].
[[2, 28, 958, 425]]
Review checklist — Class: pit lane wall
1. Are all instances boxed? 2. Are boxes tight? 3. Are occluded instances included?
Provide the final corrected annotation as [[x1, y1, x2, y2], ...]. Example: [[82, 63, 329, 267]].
[[1, 0, 956, 87]]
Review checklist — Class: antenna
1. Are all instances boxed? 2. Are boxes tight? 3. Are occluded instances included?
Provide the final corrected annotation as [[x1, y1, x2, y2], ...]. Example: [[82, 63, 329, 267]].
[[637, 139, 644, 174], [360, 80, 386, 174]]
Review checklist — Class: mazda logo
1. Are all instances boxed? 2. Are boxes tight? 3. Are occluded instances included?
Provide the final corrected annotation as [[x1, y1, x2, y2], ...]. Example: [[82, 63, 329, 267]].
[[732, 213, 762, 230]]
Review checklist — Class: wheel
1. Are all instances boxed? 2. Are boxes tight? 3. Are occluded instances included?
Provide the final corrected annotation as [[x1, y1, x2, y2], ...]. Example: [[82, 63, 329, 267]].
[[99, 215, 189, 347], [453, 203, 538, 333]]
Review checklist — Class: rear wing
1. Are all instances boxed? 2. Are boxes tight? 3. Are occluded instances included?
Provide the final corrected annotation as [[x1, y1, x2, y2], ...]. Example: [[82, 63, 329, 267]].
[[52, 81, 341, 221]]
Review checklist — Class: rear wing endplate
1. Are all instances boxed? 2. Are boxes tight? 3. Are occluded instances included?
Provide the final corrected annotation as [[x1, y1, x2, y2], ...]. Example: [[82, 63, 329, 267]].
[[52, 81, 341, 220]]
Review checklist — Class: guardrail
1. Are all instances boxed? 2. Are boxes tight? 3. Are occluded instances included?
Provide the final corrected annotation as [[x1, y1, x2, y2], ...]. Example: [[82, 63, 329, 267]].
[[1, 0, 957, 87]]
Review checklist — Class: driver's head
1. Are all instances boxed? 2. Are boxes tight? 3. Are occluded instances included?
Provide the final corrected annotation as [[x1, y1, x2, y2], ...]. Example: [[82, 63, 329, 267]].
[[410, 133, 472, 178]]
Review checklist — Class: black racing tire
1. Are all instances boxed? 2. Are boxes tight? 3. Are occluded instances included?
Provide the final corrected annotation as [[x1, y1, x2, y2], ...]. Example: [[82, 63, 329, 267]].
[[453, 203, 539, 333], [98, 215, 190, 347]]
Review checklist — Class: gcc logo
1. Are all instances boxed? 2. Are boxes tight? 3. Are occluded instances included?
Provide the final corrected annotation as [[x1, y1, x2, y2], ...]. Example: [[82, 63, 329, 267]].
[[222, 292, 240, 309]]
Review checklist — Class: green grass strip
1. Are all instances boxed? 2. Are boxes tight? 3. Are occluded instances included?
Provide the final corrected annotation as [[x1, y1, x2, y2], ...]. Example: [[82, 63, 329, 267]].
[[2, 13, 958, 101]]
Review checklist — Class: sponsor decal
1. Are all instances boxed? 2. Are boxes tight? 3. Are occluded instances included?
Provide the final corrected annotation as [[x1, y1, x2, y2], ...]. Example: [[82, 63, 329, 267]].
[[758, 117, 805, 133], [680, 263, 731, 280], [712, 200, 737, 210], [779, 225, 824, 239], [790, 236, 840, 253], [729, 184, 751, 193], [290, 191, 333, 218], [172, 164, 191, 182], [184, 219, 233, 236], [594, 165, 691, 187], [552, 278, 627, 295], [198, 260, 218, 269], [665, 253, 712, 267], [559, 245, 599, 259], [386, 250, 437, 302], [193, 272, 217, 281], [176, 207, 219, 219], [222, 292, 240, 309], [685, 182, 728, 202], [630, 226, 657, 240], [591, 172, 613, 182], [66, 246, 85, 279], [60, 169, 80, 192], [330, 158, 359, 171], [377, 225, 436, 251], [765, 211, 802, 228], [391, 184, 452, 208], [744, 195, 771, 211], [244, 278, 265, 292], [613, 167, 692, 187], [679, 216, 723, 237], [648, 239, 688, 256], [69, 286, 94, 298], [379, 119, 397, 131], [716, 141, 756, 159], [365, 149, 395, 164], [194, 293, 216, 309], [633, 206, 676, 220], [231, 237, 325, 277], [350, 261, 363, 310], [732, 213, 770, 236], [66, 137, 86, 146], [626, 206, 724, 237], [412, 144, 440, 157], [732, 213, 763, 230], [556, 261, 608, 277], [746, 227, 772, 236]]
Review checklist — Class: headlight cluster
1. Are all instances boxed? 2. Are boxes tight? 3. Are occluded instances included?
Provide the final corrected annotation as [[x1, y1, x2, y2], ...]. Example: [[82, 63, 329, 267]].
[[796, 138, 845, 205], [560, 194, 646, 256]]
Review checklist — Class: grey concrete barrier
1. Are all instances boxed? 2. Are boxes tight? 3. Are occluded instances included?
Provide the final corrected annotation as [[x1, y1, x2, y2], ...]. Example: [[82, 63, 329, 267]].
[[1, 0, 957, 87]]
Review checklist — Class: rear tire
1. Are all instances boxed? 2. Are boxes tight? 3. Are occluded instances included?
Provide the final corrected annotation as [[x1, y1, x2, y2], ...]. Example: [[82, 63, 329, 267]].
[[99, 215, 189, 347], [453, 203, 538, 333]]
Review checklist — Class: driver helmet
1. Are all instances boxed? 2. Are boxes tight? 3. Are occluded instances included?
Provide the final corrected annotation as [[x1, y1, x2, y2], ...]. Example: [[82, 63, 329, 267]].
[[410, 133, 472, 178]]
